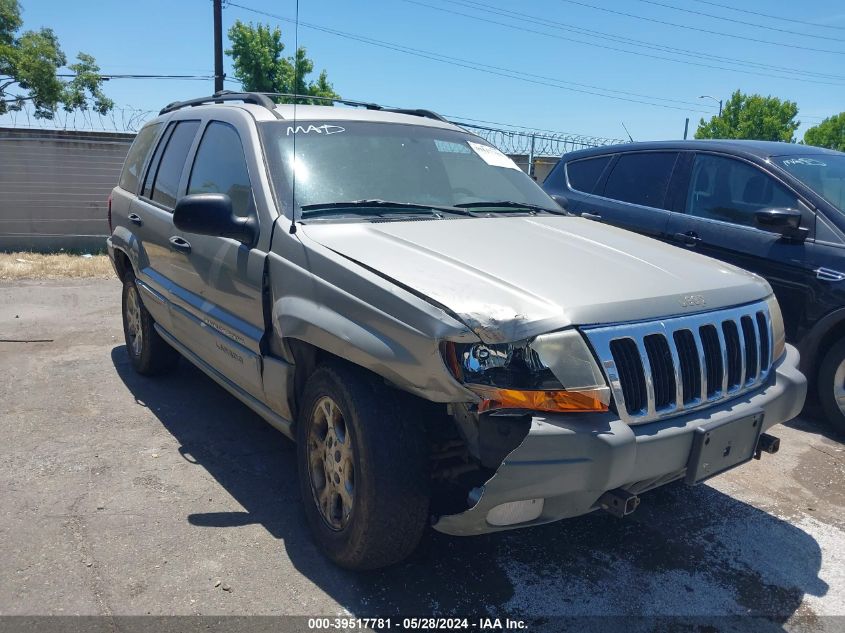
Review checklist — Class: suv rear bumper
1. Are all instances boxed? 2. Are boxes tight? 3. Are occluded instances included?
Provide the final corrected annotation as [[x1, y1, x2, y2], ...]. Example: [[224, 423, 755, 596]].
[[433, 344, 806, 536]]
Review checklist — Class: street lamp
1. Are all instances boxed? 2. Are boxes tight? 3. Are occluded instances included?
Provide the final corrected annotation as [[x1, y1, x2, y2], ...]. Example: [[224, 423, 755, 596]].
[[700, 95, 722, 116]]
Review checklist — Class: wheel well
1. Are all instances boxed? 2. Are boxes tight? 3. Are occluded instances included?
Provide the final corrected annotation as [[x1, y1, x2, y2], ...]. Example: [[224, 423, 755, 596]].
[[113, 249, 131, 281], [813, 321, 845, 379]]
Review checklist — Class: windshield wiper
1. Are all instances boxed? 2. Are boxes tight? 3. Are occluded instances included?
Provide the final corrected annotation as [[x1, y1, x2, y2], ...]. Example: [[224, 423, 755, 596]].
[[454, 200, 568, 215], [300, 199, 474, 218]]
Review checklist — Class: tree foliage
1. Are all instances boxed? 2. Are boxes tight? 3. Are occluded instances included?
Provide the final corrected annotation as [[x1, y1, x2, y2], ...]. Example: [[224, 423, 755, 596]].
[[226, 20, 338, 103], [695, 90, 800, 143], [0, 0, 112, 118], [803, 113, 845, 152]]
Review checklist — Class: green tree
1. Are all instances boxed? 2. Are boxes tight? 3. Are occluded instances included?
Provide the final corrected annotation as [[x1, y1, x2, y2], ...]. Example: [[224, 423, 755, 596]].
[[695, 90, 799, 142], [226, 20, 338, 103], [0, 0, 112, 118], [803, 113, 845, 152]]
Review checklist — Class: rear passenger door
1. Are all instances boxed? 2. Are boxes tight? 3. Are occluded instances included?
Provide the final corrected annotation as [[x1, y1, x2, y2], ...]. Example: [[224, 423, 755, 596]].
[[666, 152, 815, 340], [129, 119, 201, 331], [581, 151, 681, 240]]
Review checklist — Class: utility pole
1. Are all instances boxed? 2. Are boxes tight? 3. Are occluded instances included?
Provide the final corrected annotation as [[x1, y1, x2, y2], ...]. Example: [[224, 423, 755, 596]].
[[213, 0, 224, 93], [683, 117, 689, 140]]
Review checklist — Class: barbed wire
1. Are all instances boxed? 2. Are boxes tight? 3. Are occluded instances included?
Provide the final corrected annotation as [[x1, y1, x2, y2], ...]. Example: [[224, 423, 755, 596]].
[[455, 121, 624, 156], [0, 103, 156, 133]]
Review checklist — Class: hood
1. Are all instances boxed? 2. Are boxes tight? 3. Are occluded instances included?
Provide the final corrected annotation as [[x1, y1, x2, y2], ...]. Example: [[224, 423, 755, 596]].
[[300, 216, 770, 343]]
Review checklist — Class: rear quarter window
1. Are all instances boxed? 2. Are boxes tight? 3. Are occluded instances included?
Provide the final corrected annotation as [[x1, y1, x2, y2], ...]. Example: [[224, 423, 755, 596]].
[[565, 155, 612, 193], [118, 123, 162, 194]]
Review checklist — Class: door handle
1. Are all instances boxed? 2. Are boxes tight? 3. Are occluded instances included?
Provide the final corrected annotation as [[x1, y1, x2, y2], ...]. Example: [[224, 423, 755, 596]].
[[816, 267, 845, 282], [169, 236, 192, 254], [672, 231, 701, 247], [581, 212, 602, 222], [127, 213, 143, 226]]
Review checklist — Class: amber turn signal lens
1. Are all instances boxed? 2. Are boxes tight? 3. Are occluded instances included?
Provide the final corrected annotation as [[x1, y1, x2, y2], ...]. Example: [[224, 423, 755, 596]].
[[475, 387, 609, 414]]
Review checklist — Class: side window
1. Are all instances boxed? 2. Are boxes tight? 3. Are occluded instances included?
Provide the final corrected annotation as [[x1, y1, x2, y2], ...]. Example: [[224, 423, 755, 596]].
[[602, 152, 679, 209], [188, 122, 254, 217], [150, 120, 200, 209], [119, 123, 161, 194], [687, 154, 799, 227], [566, 156, 611, 194]]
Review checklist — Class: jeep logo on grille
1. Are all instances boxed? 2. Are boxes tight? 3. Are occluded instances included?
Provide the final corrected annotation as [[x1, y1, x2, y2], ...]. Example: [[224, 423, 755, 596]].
[[680, 294, 706, 308]]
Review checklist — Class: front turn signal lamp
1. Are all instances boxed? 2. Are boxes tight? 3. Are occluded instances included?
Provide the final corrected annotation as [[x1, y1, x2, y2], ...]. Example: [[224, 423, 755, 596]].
[[441, 329, 610, 414]]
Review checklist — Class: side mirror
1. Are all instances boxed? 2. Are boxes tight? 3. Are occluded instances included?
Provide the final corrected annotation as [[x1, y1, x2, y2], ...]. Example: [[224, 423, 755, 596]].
[[754, 207, 807, 241], [551, 194, 570, 210], [173, 193, 257, 246]]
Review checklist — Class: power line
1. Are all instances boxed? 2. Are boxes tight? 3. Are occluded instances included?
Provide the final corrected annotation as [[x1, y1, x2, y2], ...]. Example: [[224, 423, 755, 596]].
[[633, 0, 845, 42], [56, 73, 218, 81], [226, 1, 713, 113], [691, 0, 845, 32], [558, 0, 845, 56], [409, 0, 845, 86]]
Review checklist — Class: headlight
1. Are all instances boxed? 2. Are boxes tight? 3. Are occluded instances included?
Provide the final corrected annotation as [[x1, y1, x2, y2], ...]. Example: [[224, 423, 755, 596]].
[[441, 330, 610, 414], [766, 295, 786, 361]]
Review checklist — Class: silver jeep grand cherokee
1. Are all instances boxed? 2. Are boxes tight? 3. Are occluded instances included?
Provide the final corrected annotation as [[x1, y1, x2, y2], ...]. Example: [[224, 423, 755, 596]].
[[107, 92, 806, 570]]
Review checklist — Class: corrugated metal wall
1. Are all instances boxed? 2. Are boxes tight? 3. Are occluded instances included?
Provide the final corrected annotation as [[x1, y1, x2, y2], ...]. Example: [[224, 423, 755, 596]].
[[0, 127, 133, 252]]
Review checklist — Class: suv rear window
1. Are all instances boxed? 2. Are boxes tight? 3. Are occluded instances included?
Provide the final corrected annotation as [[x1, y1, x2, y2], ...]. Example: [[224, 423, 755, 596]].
[[602, 152, 678, 209], [119, 123, 161, 194], [566, 156, 611, 193]]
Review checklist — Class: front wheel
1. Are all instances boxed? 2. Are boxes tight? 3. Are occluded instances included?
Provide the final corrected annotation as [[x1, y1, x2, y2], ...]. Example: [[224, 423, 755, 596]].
[[817, 338, 845, 437], [296, 362, 430, 570]]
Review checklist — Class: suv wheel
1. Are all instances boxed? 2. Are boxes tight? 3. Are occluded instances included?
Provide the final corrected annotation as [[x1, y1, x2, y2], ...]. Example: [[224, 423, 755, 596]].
[[817, 338, 845, 437], [121, 272, 180, 375], [296, 362, 430, 570]]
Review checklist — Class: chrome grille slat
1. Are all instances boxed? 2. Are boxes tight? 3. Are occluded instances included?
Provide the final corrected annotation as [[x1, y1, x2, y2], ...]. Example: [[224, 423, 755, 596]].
[[584, 300, 774, 425], [715, 322, 729, 395], [636, 338, 657, 417]]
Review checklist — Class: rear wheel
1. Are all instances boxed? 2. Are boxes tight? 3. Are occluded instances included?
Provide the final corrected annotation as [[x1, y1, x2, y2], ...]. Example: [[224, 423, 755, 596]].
[[817, 338, 845, 437], [121, 272, 180, 376], [296, 362, 430, 570]]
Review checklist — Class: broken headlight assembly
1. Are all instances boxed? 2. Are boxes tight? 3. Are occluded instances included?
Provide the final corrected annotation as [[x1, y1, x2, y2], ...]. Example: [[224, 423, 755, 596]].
[[442, 330, 610, 414]]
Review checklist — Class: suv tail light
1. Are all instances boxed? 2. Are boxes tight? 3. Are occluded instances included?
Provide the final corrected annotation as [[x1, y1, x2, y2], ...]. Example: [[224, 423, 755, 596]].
[[107, 194, 113, 233]]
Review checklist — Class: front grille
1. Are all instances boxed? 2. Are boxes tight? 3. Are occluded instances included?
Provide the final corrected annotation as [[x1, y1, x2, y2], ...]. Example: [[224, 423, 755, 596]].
[[584, 300, 774, 424]]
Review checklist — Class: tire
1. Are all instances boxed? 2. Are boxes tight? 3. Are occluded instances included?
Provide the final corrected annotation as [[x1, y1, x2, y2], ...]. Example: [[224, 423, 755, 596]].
[[121, 271, 180, 376], [817, 338, 845, 437], [296, 362, 430, 570]]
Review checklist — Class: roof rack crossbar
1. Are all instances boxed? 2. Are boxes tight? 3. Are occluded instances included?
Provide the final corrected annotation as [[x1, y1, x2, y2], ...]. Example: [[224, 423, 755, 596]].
[[158, 91, 277, 115]]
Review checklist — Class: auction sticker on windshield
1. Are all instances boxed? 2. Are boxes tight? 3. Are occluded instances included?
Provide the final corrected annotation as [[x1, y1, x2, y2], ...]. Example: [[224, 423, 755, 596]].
[[468, 141, 521, 170]]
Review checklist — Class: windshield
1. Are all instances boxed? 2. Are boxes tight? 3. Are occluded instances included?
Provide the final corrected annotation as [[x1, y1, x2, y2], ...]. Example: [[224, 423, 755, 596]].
[[258, 120, 560, 217], [775, 154, 845, 212]]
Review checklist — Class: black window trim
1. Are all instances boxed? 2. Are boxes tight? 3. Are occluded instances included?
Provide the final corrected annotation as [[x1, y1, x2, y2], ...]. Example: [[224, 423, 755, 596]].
[[679, 150, 816, 241]]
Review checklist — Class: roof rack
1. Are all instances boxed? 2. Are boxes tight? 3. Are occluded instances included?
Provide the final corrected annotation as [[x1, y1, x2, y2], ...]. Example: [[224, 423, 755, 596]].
[[158, 91, 277, 115], [158, 90, 450, 123]]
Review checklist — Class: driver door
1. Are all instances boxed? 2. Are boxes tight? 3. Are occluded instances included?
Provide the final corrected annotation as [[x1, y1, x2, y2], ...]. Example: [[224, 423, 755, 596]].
[[666, 152, 815, 341]]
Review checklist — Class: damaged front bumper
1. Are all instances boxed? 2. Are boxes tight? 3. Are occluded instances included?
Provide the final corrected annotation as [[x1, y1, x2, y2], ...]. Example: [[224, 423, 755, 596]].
[[433, 344, 806, 536]]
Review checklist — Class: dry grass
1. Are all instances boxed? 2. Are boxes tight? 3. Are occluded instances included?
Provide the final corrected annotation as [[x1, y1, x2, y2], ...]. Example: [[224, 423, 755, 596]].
[[0, 252, 115, 280]]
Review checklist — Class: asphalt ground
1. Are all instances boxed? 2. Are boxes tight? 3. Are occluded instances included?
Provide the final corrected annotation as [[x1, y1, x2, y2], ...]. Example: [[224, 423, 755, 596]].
[[1, 279, 844, 631]]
